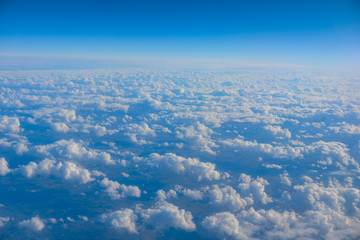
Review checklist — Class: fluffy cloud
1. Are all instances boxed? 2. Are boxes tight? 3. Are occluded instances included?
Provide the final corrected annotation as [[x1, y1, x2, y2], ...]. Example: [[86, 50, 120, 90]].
[[101, 209, 138, 234], [238, 174, 272, 204], [0, 157, 11, 176], [0, 116, 20, 133], [36, 139, 115, 165], [202, 212, 250, 240], [176, 122, 217, 155], [19, 159, 94, 184], [99, 178, 141, 199], [140, 201, 196, 232], [208, 185, 250, 211], [18, 216, 45, 232], [264, 125, 291, 139], [222, 136, 302, 159], [147, 153, 221, 181]]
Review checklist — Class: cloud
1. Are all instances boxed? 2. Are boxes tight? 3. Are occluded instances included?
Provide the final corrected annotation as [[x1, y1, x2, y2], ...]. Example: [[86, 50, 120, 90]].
[[140, 201, 196, 232], [18, 159, 94, 184], [222, 136, 302, 159], [36, 139, 115, 165], [0, 217, 10, 227], [147, 153, 221, 181], [0, 157, 11, 176], [176, 122, 217, 155], [208, 185, 250, 211], [238, 174, 272, 204], [101, 209, 138, 234], [0, 116, 20, 133], [264, 125, 291, 139], [202, 212, 250, 240], [18, 216, 45, 232], [98, 178, 141, 199]]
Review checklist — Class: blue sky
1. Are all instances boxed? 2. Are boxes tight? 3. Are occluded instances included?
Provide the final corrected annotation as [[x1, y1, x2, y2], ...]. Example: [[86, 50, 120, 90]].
[[0, 0, 359, 68]]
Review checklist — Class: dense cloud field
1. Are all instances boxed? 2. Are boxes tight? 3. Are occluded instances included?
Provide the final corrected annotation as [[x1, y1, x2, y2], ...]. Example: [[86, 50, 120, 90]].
[[0, 68, 360, 239]]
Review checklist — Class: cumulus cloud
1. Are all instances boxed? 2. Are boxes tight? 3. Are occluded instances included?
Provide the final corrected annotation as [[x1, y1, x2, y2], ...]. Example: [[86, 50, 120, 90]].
[[99, 178, 141, 199], [176, 122, 217, 155], [0, 157, 11, 176], [208, 185, 250, 211], [140, 201, 196, 232], [18, 159, 94, 184], [264, 125, 291, 139], [18, 216, 45, 232], [101, 209, 138, 234], [0, 116, 20, 133], [222, 136, 302, 159], [35, 139, 115, 165], [202, 212, 250, 240], [147, 153, 221, 181], [238, 174, 272, 204]]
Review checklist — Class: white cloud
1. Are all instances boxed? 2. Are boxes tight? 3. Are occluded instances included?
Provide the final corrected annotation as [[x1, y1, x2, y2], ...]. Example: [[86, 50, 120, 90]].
[[99, 178, 141, 199], [238, 174, 272, 204], [202, 212, 250, 240], [280, 171, 292, 186], [264, 125, 291, 139], [19, 159, 94, 184], [222, 136, 302, 159], [0, 116, 20, 133], [208, 185, 250, 211], [18, 216, 45, 232], [176, 122, 217, 155], [147, 153, 221, 181], [36, 139, 115, 165], [140, 201, 196, 232], [53, 122, 70, 133], [0, 217, 10, 227], [0, 157, 11, 176], [101, 209, 138, 234]]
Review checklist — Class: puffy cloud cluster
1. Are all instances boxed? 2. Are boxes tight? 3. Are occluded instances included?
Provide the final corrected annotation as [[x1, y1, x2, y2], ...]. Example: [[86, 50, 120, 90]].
[[222, 136, 302, 159], [147, 153, 221, 181], [1, 69, 360, 239], [140, 201, 196, 232], [99, 178, 141, 199], [238, 174, 272, 204], [264, 125, 291, 139], [0, 116, 20, 133], [18, 159, 94, 184], [36, 139, 115, 165], [176, 122, 217, 155], [101, 209, 138, 234]]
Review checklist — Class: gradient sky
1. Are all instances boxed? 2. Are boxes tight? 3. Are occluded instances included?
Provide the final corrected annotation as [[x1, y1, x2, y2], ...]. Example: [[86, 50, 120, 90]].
[[0, 0, 359, 68]]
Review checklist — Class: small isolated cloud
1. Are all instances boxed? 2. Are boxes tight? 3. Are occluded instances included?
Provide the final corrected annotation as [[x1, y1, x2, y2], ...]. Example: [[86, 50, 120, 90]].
[[18, 216, 45, 232], [0, 217, 10, 227]]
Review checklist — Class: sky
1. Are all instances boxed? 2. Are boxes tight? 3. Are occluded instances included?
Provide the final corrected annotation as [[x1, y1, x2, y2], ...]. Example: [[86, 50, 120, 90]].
[[0, 0, 360, 68]]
